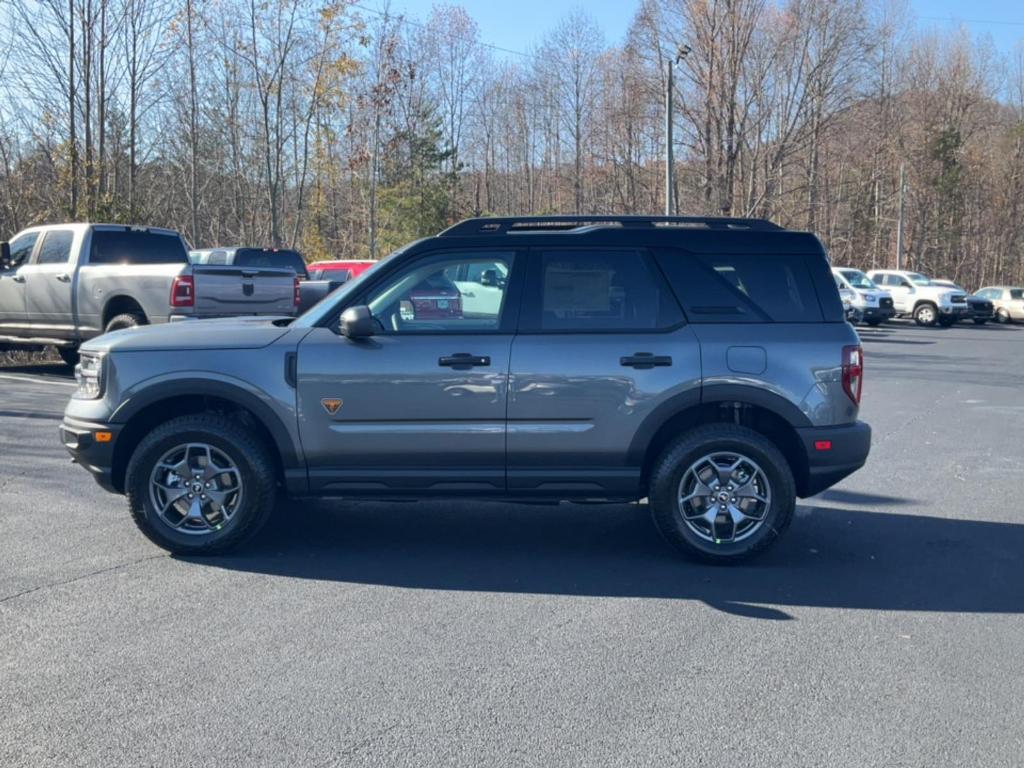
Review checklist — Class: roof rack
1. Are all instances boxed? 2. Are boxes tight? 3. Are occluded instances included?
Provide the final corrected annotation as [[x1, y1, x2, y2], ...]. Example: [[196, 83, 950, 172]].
[[439, 215, 783, 237]]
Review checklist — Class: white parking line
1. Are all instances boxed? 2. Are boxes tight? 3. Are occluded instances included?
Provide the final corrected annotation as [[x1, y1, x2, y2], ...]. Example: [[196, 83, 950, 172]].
[[0, 373, 77, 388]]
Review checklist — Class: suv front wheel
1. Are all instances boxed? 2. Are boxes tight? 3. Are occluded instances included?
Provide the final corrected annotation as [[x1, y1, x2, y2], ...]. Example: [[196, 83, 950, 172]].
[[649, 424, 796, 563], [125, 414, 277, 554]]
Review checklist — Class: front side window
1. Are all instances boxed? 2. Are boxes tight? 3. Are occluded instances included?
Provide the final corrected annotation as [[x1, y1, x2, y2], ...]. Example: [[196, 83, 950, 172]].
[[365, 252, 515, 333], [35, 230, 74, 265], [524, 249, 682, 332], [5, 231, 39, 269]]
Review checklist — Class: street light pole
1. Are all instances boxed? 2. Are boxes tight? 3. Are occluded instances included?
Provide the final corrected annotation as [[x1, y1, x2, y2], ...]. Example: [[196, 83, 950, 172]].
[[665, 44, 690, 217]]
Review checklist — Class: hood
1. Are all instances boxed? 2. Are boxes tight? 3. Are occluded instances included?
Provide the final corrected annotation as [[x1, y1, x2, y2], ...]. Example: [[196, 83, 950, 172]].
[[82, 316, 293, 353]]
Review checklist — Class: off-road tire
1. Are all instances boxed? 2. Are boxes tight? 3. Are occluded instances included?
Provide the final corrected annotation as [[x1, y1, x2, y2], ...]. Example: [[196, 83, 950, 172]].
[[105, 312, 144, 333], [648, 424, 796, 563], [125, 413, 277, 555]]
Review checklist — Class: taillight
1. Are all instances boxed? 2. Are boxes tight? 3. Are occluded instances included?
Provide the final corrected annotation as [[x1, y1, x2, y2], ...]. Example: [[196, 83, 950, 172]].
[[842, 344, 863, 405], [170, 275, 194, 307], [293, 276, 301, 306]]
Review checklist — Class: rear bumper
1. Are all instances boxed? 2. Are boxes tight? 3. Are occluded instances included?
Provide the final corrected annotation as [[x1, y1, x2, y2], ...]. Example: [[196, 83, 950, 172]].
[[59, 417, 123, 494], [795, 421, 871, 498]]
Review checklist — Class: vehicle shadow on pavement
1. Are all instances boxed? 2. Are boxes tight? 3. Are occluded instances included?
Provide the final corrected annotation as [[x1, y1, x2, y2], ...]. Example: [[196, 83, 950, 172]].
[[189, 499, 1024, 619]]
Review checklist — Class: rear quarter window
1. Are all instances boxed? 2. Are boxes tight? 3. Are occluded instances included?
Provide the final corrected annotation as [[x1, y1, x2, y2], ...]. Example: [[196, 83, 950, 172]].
[[654, 249, 825, 323], [89, 230, 187, 265]]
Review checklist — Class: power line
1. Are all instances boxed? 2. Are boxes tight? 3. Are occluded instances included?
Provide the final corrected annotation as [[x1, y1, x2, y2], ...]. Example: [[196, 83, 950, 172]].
[[918, 14, 1024, 28], [348, 2, 536, 59]]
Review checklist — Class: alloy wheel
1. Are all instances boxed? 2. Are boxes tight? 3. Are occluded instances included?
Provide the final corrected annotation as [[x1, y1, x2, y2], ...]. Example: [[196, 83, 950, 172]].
[[676, 452, 772, 544], [149, 443, 243, 535]]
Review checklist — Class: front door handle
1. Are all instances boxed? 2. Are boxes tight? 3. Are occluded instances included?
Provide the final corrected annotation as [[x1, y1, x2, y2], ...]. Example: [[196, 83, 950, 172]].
[[620, 353, 672, 369], [439, 353, 491, 369], [11, 274, 25, 283], [56, 273, 71, 282]]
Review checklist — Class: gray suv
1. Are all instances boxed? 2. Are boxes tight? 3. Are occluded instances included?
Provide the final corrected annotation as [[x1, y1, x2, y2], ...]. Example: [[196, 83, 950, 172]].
[[60, 216, 871, 562]]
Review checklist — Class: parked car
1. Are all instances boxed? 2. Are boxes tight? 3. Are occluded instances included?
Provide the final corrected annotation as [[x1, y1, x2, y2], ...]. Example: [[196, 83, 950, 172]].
[[307, 260, 377, 283], [866, 269, 969, 326], [973, 286, 1024, 324], [930, 279, 994, 324], [832, 267, 894, 326], [190, 246, 309, 278], [60, 214, 871, 563], [0, 224, 299, 365]]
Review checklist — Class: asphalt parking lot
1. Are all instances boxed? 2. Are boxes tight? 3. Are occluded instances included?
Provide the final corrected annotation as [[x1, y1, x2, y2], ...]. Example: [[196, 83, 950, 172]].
[[2, 321, 1023, 767]]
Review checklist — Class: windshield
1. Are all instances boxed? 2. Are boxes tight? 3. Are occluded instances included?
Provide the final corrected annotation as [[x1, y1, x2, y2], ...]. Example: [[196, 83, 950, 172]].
[[907, 273, 931, 286], [839, 270, 876, 290]]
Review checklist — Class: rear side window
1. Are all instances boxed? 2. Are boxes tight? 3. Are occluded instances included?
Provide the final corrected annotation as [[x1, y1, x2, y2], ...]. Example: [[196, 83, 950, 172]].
[[89, 230, 187, 265], [654, 250, 823, 323], [234, 249, 307, 277], [36, 230, 74, 264], [1011, 289, 1023, 300], [522, 249, 683, 332]]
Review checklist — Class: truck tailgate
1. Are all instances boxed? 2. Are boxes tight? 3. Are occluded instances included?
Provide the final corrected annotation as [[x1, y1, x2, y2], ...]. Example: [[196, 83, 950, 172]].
[[192, 266, 296, 316]]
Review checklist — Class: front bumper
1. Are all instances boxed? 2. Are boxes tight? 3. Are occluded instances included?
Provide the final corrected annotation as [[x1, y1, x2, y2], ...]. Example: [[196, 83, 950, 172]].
[[795, 421, 871, 498], [59, 417, 123, 494], [858, 305, 895, 321]]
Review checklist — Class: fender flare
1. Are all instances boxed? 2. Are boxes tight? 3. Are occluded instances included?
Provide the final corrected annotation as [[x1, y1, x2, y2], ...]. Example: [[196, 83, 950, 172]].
[[110, 375, 302, 470]]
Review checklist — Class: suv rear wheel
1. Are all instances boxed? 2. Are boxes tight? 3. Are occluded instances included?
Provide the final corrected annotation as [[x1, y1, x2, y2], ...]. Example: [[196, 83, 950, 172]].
[[125, 414, 277, 555], [649, 424, 796, 563]]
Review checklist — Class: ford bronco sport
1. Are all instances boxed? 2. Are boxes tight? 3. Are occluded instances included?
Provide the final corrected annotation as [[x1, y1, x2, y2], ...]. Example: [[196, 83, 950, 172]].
[[60, 216, 871, 562]]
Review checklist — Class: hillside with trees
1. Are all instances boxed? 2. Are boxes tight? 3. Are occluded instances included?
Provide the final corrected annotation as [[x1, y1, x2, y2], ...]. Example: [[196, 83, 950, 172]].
[[1, 0, 1023, 286]]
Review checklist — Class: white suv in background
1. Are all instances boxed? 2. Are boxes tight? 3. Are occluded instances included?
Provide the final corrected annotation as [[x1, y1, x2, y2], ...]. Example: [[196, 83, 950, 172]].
[[832, 267, 895, 326], [867, 269, 969, 327]]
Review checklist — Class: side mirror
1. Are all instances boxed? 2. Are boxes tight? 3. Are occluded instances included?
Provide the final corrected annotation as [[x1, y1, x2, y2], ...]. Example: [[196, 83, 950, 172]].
[[0, 242, 10, 270], [339, 305, 376, 339]]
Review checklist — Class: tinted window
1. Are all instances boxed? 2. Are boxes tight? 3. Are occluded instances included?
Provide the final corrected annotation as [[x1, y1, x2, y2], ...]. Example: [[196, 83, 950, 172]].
[[366, 252, 515, 333], [36, 230, 74, 264], [89, 230, 187, 265], [234, 249, 307, 277], [655, 250, 823, 323], [5, 232, 39, 269], [524, 249, 682, 332], [1011, 289, 1023, 300]]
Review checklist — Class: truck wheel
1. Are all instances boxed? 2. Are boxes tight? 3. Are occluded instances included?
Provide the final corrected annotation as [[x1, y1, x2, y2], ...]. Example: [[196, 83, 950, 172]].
[[105, 313, 144, 333], [57, 346, 80, 366], [125, 414, 277, 555], [648, 424, 796, 563], [913, 303, 938, 326], [996, 308, 1011, 324]]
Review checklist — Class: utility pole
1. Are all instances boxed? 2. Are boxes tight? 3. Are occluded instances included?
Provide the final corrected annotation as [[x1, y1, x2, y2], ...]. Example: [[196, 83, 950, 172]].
[[895, 163, 905, 270], [665, 44, 690, 216]]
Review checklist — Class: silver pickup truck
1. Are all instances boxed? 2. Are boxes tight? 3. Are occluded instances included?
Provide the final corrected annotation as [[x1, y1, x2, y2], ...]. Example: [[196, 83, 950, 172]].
[[0, 223, 298, 364]]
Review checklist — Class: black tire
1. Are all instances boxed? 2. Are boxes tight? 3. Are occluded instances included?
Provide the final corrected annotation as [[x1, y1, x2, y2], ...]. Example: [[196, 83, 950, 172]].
[[105, 312, 144, 333], [57, 346, 80, 366], [648, 424, 796, 563], [996, 308, 1011, 324], [125, 413, 277, 555], [913, 303, 938, 326], [972, 318, 988, 326], [937, 316, 955, 327]]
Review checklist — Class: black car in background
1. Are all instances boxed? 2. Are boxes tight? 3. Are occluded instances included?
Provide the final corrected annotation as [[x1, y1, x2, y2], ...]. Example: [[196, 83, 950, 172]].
[[932, 279, 994, 325]]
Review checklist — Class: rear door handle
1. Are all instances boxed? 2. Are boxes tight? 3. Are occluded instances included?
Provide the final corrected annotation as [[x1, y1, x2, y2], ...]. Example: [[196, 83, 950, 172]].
[[56, 273, 71, 282], [439, 353, 491, 369], [620, 353, 672, 369]]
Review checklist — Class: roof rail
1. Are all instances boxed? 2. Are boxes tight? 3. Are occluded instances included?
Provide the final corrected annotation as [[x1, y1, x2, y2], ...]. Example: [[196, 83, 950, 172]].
[[439, 215, 783, 237]]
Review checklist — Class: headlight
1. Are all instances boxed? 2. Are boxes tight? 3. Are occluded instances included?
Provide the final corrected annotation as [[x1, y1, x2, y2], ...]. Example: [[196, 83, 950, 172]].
[[74, 352, 105, 399], [858, 292, 877, 303]]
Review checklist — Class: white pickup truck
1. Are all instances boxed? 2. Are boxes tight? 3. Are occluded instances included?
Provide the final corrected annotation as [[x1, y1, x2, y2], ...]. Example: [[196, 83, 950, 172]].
[[0, 223, 298, 364]]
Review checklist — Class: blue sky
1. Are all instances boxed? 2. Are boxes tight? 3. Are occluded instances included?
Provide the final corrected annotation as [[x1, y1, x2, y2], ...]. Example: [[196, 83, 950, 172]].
[[366, 0, 1024, 55]]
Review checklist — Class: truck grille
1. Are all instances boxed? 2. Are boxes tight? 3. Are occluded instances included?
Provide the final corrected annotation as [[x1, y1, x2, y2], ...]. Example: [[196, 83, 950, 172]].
[[951, 295, 967, 304], [880, 297, 894, 309]]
